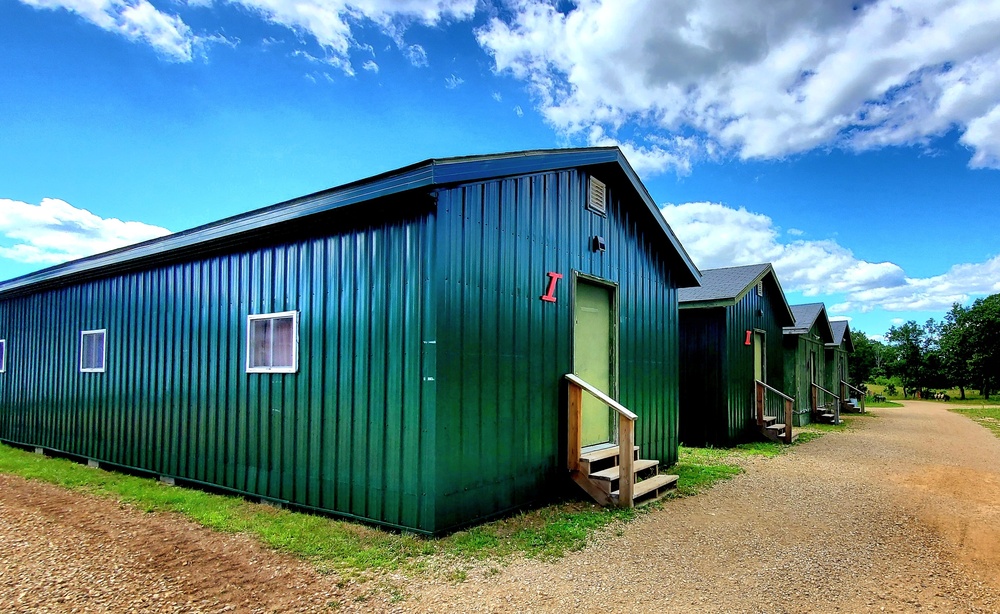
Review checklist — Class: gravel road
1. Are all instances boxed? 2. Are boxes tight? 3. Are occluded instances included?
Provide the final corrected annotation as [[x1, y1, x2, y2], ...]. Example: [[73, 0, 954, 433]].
[[3, 400, 1000, 613]]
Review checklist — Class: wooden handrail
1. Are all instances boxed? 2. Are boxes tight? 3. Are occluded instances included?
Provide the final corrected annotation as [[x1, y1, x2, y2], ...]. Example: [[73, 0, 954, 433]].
[[841, 380, 866, 413], [811, 382, 840, 401], [756, 379, 794, 402], [841, 380, 864, 397], [564, 374, 637, 420], [755, 380, 793, 444], [565, 373, 636, 508]]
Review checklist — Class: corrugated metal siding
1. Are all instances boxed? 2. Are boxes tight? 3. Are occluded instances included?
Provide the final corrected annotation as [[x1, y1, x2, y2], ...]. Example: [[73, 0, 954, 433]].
[[0, 209, 438, 532], [784, 324, 829, 426], [433, 168, 679, 530], [723, 283, 788, 444], [678, 280, 789, 447], [825, 347, 848, 391], [678, 308, 725, 446]]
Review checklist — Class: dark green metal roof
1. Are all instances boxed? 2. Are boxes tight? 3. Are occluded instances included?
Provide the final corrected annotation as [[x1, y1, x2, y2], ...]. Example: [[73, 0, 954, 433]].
[[0, 147, 701, 298], [783, 302, 835, 343], [827, 320, 855, 352], [678, 263, 794, 326]]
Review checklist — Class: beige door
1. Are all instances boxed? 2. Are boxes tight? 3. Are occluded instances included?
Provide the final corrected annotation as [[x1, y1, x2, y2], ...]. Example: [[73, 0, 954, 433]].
[[574, 280, 615, 447]]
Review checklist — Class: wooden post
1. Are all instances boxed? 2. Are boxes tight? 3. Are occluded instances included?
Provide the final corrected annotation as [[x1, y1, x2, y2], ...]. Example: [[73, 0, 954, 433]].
[[810, 384, 818, 416], [756, 381, 765, 426], [784, 398, 793, 444], [567, 382, 582, 473], [618, 413, 635, 508], [861, 392, 866, 414]]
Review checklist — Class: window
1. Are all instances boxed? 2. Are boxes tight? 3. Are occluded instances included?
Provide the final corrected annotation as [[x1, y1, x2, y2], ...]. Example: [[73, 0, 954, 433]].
[[0, 339, 6, 373], [246, 311, 299, 373], [80, 329, 106, 373]]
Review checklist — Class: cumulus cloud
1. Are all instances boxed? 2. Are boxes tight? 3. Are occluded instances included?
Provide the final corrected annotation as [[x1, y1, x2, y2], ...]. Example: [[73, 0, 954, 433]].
[[21, 0, 198, 61], [477, 0, 1000, 173], [0, 198, 171, 265], [661, 201, 999, 313], [20, 0, 476, 69], [232, 0, 473, 71]]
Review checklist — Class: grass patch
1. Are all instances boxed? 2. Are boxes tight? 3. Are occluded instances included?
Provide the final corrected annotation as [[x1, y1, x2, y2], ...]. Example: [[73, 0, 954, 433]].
[[866, 400, 903, 407], [0, 443, 655, 573], [948, 404, 1000, 439], [0, 436, 798, 577]]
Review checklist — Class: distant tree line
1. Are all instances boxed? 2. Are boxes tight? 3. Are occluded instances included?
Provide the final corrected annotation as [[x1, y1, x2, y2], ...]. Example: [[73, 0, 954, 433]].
[[850, 293, 1000, 400]]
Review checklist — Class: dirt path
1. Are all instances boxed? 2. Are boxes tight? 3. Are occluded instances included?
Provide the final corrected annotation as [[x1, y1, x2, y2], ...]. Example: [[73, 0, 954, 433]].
[[3, 401, 1000, 612], [406, 401, 1000, 612]]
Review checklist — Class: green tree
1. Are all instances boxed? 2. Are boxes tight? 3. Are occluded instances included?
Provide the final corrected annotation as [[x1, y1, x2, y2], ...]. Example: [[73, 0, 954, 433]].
[[966, 294, 1000, 399], [939, 303, 973, 399], [850, 329, 884, 385], [886, 321, 926, 397]]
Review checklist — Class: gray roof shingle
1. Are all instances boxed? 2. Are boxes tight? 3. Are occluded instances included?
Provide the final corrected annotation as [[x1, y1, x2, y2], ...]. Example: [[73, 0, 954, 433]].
[[678, 263, 771, 303], [784, 302, 835, 342]]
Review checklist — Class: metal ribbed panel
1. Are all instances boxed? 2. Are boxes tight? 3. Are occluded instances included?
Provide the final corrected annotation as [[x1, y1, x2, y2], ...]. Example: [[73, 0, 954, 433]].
[[679, 278, 789, 447], [724, 283, 788, 442], [784, 327, 829, 426], [0, 210, 437, 532], [433, 168, 680, 530]]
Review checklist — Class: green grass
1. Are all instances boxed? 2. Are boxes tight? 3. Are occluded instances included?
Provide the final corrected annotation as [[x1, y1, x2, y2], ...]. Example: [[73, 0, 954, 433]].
[[948, 404, 1000, 438], [0, 437, 802, 577], [866, 383, 998, 404], [866, 399, 903, 407]]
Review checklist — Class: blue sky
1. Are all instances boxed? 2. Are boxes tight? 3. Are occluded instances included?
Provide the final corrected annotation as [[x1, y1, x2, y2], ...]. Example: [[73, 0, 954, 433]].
[[2, 0, 999, 338]]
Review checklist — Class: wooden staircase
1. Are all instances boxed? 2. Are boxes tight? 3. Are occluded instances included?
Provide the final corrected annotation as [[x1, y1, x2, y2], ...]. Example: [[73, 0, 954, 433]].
[[811, 383, 841, 425], [576, 445, 678, 507], [840, 381, 866, 414], [755, 380, 796, 444], [758, 414, 797, 443], [566, 374, 677, 508]]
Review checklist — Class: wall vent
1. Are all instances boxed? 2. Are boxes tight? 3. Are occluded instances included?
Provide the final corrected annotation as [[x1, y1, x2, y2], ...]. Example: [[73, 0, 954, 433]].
[[756, 281, 764, 296], [587, 177, 607, 215]]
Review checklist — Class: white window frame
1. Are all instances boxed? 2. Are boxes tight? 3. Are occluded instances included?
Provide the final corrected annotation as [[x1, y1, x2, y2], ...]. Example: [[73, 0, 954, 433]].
[[246, 310, 299, 374], [80, 329, 107, 373], [0, 339, 6, 373]]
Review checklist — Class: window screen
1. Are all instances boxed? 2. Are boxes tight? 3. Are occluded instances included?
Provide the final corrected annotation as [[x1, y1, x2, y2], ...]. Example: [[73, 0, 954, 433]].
[[247, 311, 298, 373], [80, 329, 106, 372]]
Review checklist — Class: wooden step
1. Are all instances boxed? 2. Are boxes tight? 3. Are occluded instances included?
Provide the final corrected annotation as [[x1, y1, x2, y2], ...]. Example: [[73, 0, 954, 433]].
[[820, 412, 836, 419], [580, 445, 639, 464], [766, 423, 786, 432], [589, 459, 659, 481], [613, 473, 678, 500], [762, 415, 777, 425]]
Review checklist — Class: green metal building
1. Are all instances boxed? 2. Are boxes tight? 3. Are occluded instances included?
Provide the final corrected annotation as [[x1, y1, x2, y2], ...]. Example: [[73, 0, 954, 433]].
[[0, 147, 700, 534], [783, 303, 835, 426], [677, 263, 795, 446], [825, 320, 854, 392]]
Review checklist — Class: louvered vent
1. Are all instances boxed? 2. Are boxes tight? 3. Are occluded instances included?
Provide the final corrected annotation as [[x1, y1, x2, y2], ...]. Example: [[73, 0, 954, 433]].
[[756, 281, 764, 296], [588, 177, 607, 215]]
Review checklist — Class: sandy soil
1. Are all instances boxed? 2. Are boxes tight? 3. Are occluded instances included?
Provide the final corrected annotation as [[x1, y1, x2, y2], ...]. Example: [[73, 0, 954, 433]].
[[3, 400, 1000, 612]]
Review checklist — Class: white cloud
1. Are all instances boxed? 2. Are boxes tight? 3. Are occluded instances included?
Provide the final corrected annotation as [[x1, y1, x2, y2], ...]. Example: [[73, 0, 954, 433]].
[[492, 91, 503, 102], [21, 0, 197, 61], [232, 0, 474, 71], [445, 73, 464, 89], [787, 228, 804, 236], [477, 0, 1000, 173], [661, 201, 998, 313], [362, 60, 379, 73], [0, 198, 171, 265], [514, 104, 524, 117], [21, 0, 476, 69]]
